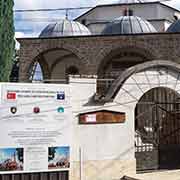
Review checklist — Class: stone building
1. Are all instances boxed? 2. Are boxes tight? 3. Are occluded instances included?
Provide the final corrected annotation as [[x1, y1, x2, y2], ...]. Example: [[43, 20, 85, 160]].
[[17, 1, 180, 180]]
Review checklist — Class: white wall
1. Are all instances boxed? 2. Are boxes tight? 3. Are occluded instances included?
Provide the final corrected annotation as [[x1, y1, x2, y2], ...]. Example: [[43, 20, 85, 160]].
[[69, 77, 135, 162]]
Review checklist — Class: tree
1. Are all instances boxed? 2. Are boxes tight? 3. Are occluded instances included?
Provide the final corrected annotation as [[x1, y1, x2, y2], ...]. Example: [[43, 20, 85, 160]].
[[0, 0, 15, 82], [10, 49, 19, 82]]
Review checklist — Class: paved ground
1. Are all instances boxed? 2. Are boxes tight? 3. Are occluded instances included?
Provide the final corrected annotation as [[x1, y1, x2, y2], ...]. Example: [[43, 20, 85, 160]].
[[132, 170, 180, 180]]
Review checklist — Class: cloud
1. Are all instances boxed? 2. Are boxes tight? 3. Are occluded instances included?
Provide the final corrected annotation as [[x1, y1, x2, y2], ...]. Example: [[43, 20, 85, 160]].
[[14, 0, 180, 38], [14, 0, 103, 37], [164, 0, 180, 9], [15, 32, 25, 38], [14, 0, 118, 9], [14, 0, 180, 9]]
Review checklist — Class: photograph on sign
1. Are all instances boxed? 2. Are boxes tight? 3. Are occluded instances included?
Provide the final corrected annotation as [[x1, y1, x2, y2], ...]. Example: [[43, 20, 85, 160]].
[[48, 146, 70, 169], [0, 148, 23, 171]]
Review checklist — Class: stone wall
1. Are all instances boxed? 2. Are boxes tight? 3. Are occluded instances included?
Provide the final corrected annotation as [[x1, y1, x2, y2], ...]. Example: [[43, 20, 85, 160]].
[[18, 33, 180, 82]]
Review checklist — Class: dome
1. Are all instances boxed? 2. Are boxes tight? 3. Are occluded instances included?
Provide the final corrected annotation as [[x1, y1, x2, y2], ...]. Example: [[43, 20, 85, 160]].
[[101, 16, 157, 35], [167, 20, 180, 33], [39, 19, 91, 37]]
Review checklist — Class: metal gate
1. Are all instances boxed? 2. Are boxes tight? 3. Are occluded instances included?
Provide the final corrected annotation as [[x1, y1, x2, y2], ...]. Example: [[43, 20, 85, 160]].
[[135, 87, 180, 171], [0, 171, 68, 180]]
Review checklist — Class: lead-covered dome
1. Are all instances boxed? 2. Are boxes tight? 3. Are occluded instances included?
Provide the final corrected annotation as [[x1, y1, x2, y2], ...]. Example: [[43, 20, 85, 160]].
[[166, 20, 180, 33], [39, 19, 91, 37], [101, 16, 157, 35]]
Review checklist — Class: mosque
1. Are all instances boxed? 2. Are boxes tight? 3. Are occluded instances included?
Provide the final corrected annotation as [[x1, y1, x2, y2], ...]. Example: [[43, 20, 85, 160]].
[[17, 0, 180, 180]]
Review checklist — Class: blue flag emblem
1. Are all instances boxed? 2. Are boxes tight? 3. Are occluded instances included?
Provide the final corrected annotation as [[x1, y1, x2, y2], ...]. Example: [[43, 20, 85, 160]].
[[57, 92, 65, 100]]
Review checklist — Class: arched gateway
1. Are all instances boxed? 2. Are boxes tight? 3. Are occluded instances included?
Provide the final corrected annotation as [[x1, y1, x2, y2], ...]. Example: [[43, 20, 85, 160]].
[[135, 87, 180, 171], [106, 60, 180, 172]]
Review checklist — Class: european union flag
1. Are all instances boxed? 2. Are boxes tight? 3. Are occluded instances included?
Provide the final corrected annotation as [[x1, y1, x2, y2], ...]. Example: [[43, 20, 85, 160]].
[[57, 92, 65, 100]]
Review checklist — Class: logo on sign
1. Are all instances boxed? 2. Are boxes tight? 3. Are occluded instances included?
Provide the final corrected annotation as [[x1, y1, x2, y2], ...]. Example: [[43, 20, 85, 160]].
[[10, 107, 17, 114], [33, 107, 40, 114], [57, 107, 64, 113], [7, 92, 16, 100], [57, 92, 65, 100]]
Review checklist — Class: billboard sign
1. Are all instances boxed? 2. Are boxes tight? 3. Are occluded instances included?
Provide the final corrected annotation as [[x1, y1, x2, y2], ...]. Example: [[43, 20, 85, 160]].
[[0, 83, 72, 174]]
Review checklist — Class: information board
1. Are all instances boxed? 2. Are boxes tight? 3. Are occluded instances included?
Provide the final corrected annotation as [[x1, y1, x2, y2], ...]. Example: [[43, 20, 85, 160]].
[[0, 83, 72, 174]]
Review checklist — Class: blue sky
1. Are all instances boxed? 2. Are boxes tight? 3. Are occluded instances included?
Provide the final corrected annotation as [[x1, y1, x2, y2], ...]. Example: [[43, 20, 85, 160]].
[[14, 0, 180, 38], [0, 148, 17, 163], [55, 147, 69, 157]]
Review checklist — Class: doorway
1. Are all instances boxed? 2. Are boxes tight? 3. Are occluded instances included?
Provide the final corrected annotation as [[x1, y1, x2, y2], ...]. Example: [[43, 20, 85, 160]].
[[135, 87, 180, 171]]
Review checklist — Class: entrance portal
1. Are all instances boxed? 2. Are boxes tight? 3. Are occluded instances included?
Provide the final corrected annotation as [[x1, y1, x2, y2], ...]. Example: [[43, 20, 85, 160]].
[[135, 87, 180, 171]]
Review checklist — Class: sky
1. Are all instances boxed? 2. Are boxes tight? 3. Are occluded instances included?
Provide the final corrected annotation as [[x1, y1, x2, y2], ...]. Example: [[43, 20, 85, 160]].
[[14, 0, 180, 38], [0, 148, 17, 163], [14, 0, 115, 38]]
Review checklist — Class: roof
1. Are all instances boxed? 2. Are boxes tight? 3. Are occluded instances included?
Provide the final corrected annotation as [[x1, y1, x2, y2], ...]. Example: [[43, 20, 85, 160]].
[[167, 19, 180, 33], [101, 16, 157, 35], [79, 109, 125, 115], [39, 19, 91, 37], [74, 1, 180, 21]]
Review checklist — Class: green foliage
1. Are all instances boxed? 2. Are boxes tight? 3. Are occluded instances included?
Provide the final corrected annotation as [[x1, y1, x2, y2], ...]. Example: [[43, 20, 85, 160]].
[[0, 0, 15, 82], [10, 49, 19, 82]]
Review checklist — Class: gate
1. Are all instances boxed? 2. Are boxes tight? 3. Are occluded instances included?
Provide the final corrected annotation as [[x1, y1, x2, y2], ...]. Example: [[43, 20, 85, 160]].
[[0, 171, 68, 180], [135, 87, 180, 171]]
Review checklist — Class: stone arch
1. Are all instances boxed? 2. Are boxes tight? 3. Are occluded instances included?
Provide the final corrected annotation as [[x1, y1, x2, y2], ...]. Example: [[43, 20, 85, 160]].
[[50, 53, 84, 75], [137, 86, 180, 105], [26, 47, 86, 82], [28, 43, 85, 65], [51, 54, 75, 72], [97, 45, 157, 78], [105, 60, 180, 102], [96, 43, 160, 75]]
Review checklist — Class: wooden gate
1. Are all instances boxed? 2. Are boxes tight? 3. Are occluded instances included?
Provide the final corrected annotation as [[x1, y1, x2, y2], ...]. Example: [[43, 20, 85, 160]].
[[135, 87, 180, 171]]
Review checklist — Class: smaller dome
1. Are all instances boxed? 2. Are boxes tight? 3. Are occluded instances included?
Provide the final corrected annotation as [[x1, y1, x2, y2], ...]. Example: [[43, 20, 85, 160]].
[[101, 16, 157, 35], [39, 19, 91, 37], [167, 20, 180, 33]]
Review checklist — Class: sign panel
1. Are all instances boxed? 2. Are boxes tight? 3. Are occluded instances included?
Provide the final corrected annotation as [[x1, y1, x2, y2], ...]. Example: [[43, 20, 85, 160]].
[[79, 110, 126, 124], [0, 83, 72, 174]]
